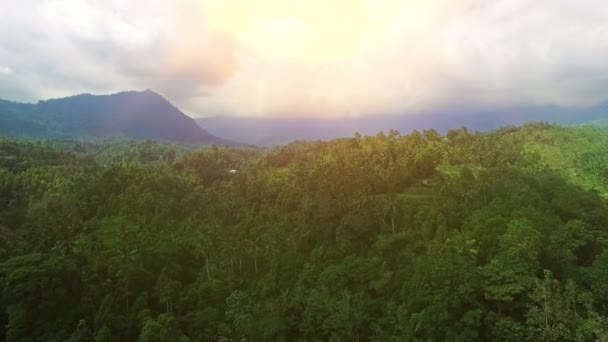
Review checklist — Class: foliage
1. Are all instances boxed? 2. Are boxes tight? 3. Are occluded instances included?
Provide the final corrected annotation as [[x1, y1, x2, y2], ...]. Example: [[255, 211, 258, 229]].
[[2, 123, 608, 340]]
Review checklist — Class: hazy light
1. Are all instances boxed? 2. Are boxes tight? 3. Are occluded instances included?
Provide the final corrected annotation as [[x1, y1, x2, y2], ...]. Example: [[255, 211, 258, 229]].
[[204, 0, 420, 61]]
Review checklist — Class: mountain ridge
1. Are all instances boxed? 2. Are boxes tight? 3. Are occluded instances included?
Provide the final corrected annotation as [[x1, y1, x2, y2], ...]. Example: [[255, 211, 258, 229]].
[[196, 103, 608, 146], [0, 90, 236, 145]]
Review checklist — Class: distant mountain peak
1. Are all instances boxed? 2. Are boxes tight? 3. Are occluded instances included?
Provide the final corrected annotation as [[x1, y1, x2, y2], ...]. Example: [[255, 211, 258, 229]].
[[0, 90, 237, 145], [122, 89, 161, 97]]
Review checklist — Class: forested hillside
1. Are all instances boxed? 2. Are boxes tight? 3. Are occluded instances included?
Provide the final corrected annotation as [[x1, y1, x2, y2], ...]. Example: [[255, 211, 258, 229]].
[[2, 123, 608, 341], [0, 91, 231, 145]]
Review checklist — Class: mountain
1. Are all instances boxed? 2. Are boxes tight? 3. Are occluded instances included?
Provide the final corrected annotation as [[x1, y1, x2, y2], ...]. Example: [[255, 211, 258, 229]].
[[0, 90, 232, 145], [196, 103, 608, 146]]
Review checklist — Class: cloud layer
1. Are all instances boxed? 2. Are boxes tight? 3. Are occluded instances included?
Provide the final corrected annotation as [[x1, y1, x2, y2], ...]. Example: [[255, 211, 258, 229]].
[[1, 0, 607, 117]]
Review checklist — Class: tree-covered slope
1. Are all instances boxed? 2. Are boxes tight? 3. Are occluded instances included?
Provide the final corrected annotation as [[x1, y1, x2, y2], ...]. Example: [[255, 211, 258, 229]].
[[2, 123, 608, 341], [515, 125, 608, 195], [0, 90, 233, 145]]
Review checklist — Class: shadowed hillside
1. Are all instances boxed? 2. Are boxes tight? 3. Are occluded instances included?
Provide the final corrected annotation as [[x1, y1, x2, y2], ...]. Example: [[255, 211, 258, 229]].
[[0, 90, 234, 145]]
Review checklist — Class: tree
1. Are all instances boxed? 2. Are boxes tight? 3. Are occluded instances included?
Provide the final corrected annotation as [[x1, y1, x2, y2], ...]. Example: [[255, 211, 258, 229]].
[[483, 219, 542, 305], [1, 253, 81, 341], [95, 326, 112, 342], [67, 320, 94, 342], [527, 271, 580, 341], [398, 251, 483, 341]]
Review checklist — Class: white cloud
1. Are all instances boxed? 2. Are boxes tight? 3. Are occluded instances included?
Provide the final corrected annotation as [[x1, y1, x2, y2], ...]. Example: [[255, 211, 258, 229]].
[[0, 66, 12, 76], [1, 0, 608, 116], [0, 0, 238, 103]]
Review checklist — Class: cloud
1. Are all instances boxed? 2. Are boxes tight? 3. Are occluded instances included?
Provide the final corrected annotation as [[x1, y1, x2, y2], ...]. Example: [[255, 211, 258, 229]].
[[0, 0, 239, 104], [190, 0, 608, 116], [1, 0, 608, 116], [0, 66, 13, 76]]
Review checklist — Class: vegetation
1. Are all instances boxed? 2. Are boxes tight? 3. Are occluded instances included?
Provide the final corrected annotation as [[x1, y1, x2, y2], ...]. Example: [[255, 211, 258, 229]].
[[0, 91, 227, 145], [2, 122, 608, 341]]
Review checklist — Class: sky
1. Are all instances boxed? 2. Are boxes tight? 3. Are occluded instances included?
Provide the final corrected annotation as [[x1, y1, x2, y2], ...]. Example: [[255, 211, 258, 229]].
[[0, 0, 607, 117]]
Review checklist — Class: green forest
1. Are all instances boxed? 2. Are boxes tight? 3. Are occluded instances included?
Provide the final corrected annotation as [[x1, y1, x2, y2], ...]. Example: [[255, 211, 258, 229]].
[[2, 122, 608, 341]]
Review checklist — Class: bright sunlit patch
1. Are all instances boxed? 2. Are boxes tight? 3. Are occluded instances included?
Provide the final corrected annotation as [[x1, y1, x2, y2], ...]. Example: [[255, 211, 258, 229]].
[[205, 0, 420, 61]]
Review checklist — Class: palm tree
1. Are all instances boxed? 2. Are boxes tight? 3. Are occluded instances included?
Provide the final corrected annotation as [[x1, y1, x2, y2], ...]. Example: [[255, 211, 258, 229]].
[[479, 177, 490, 206], [382, 195, 400, 234]]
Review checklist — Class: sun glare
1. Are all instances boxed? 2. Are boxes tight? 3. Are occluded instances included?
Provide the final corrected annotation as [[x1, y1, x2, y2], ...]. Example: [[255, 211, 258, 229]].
[[205, 0, 412, 61]]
